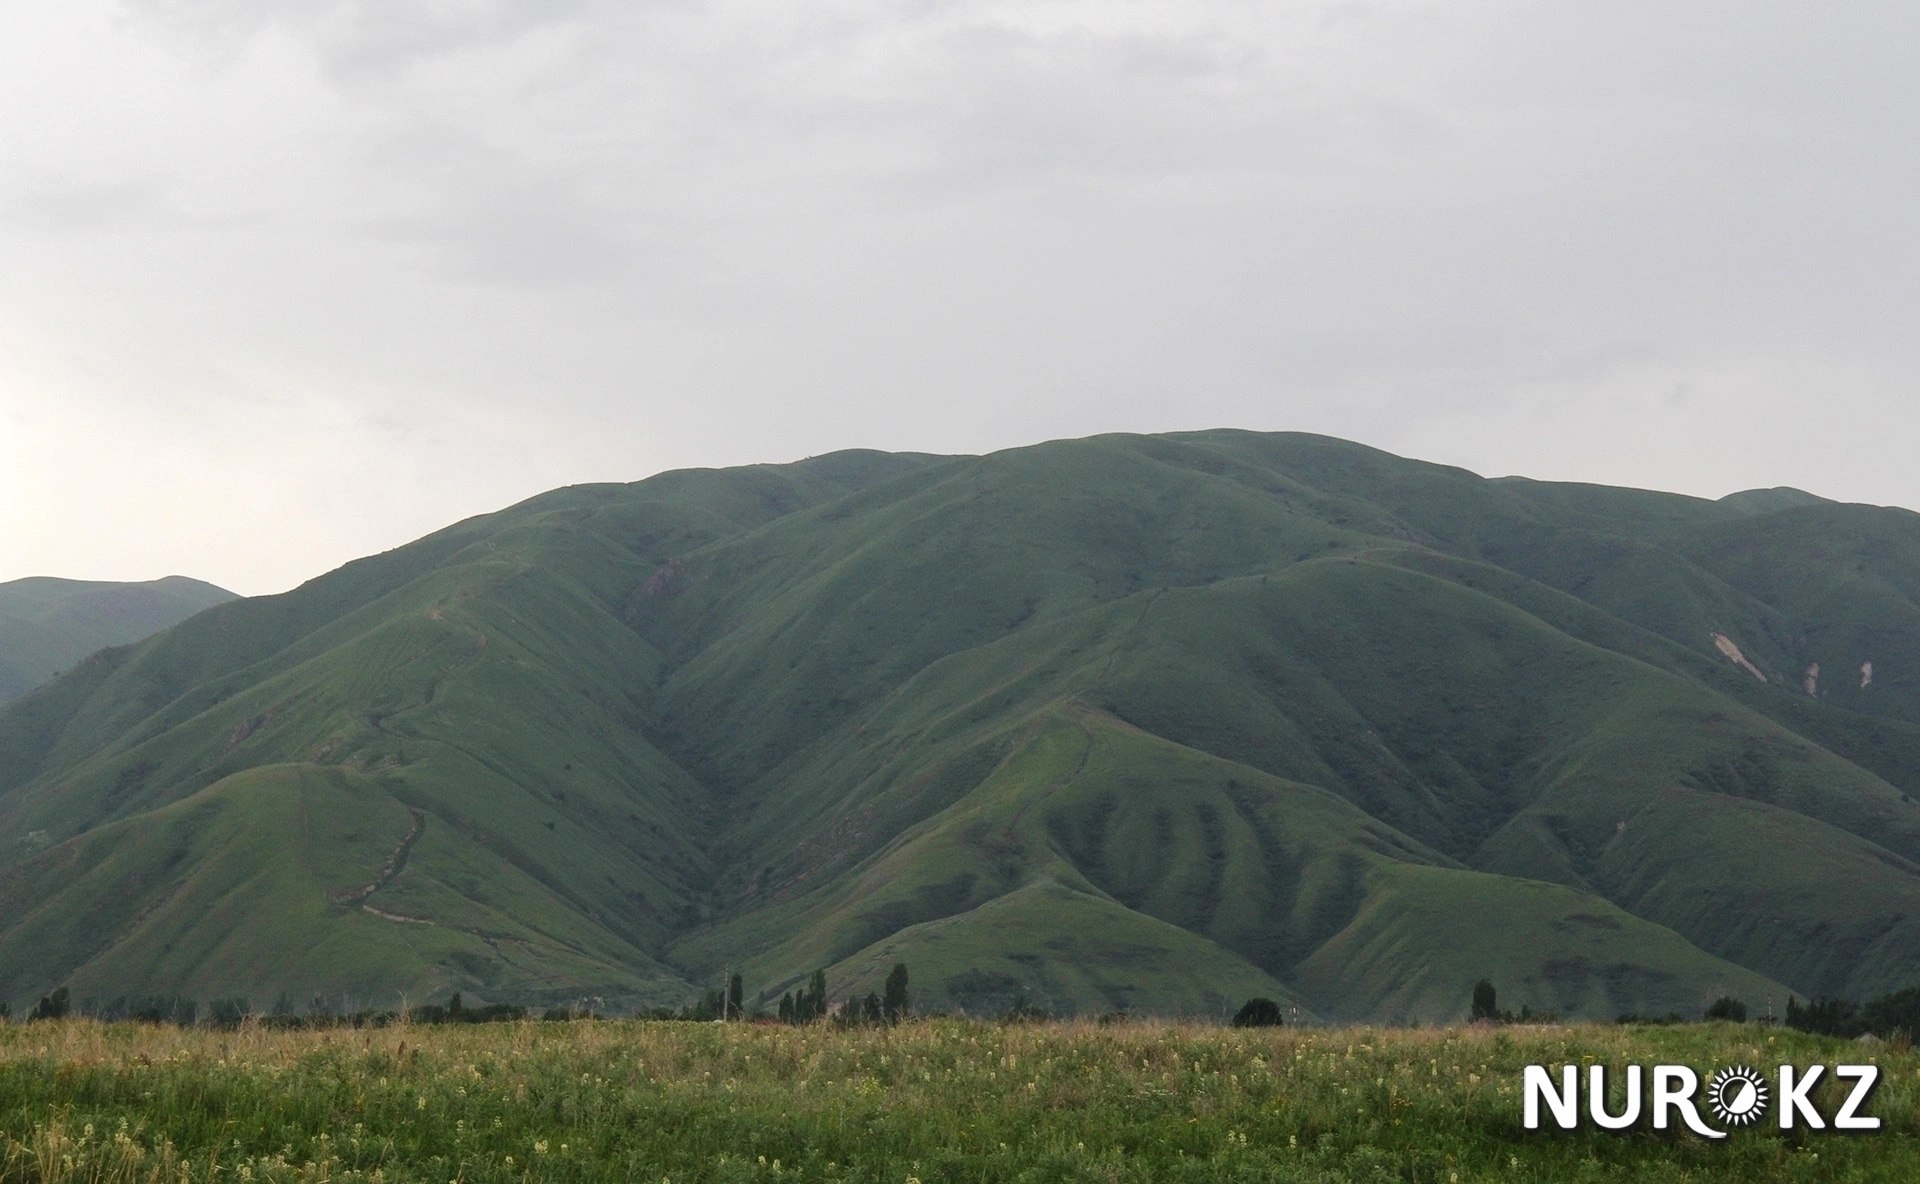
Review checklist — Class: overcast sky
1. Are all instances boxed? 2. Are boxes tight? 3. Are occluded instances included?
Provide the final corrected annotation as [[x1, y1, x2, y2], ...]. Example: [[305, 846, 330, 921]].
[[2, 1, 1914, 595]]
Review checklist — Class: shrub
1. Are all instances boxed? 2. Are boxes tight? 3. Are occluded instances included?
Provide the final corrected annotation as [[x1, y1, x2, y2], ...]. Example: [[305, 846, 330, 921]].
[[28, 987, 69, 1022], [1231, 998, 1285, 1028], [1704, 995, 1748, 1022]]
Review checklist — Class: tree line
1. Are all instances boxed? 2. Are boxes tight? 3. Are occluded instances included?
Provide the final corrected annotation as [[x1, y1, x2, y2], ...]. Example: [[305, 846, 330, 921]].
[[4, 987, 583, 1030], [2, 965, 915, 1030], [0, 964, 1084, 1030], [1469, 977, 1920, 1038], [1781, 987, 1920, 1039], [39, 969, 1913, 1035], [665, 962, 913, 1027]]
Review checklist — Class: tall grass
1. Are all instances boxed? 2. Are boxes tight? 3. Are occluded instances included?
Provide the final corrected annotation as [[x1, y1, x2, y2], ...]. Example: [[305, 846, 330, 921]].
[[0, 1019, 1913, 1182]]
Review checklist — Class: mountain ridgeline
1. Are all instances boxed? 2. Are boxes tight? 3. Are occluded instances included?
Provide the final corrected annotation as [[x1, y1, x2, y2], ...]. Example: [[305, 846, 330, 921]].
[[0, 576, 235, 704], [4, 432, 1920, 1023]]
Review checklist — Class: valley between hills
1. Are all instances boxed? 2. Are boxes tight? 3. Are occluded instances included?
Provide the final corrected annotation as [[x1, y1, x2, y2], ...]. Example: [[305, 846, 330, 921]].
[[5, 430, 1920, 1023]]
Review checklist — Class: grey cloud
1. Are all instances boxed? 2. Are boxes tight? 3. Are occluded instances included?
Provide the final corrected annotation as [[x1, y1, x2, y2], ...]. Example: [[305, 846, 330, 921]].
[[361, 179, 638, 289], [303, 0, 592, 80], [4, 1, 1918, 595], [1, 179, 173, 233], [120, 0, 596, 79]]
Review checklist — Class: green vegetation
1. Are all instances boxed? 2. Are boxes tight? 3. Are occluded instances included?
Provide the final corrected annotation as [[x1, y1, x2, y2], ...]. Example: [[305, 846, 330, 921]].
[[1783, 986, 1920, 1040], [5, 431, 1920, 1020], [1707, 995, 1750, 1023], [882, 963, 909, 1023], [0, 1018, 1913, 1182], [0, 575, 232, 702], [1231, 997, 1284, 1028]]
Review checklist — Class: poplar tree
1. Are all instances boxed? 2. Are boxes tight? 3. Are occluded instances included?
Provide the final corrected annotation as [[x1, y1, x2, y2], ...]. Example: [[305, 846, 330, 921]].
[[1470, 979, 1498, 1022], [883, 962, 910, 1022]]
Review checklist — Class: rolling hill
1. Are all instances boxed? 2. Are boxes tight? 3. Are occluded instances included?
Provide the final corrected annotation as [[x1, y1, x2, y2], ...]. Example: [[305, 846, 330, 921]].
[[0, 576, 235, 703], [4, 432, 1919, 1023]]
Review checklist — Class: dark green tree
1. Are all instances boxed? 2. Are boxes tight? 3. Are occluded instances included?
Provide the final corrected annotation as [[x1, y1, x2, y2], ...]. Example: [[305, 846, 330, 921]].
[[1232, 997, 1285, 1028], [1784, 994, 1862, 1037], [1864, 985, 1920, 1036], [807, 968, 829, 1021], [29, 987, 70, 1021], [728, 973, 743, 1020], [883, 962, 910, 1022], [1704, 996, 1748, 1022], [692, 989, 724, 1021], [1470, 979, 1498, 1022]]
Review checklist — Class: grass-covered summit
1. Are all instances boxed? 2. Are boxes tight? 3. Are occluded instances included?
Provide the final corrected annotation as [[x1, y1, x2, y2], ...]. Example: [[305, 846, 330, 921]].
[[4, 431, 1919, 1022]]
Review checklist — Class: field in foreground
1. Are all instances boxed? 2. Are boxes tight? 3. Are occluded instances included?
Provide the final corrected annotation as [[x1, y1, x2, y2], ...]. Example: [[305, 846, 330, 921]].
[[0, 1019, 1914, 1182]]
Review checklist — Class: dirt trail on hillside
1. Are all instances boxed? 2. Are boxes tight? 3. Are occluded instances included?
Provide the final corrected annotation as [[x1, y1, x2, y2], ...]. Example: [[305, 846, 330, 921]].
[[333, 807, 426, 908]]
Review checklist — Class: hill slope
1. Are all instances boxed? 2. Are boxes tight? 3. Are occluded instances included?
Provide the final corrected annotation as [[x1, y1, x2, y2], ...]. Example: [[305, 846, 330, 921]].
[[4, 433, 1918, 1021], [0, 576, 235, 703]]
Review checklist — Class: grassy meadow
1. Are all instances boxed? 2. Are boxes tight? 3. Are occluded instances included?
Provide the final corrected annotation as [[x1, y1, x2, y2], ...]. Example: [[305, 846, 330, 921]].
[[0, 1018, 1914, 1182]]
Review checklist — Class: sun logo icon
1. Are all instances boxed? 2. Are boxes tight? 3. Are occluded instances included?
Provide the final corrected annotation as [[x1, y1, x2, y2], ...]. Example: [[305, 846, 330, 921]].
[[1706, 1065, 1769, 1127]]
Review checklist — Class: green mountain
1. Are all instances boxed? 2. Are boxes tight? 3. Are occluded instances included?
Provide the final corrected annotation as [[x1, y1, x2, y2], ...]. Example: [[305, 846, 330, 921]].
[[0, 576, 236, 703], [4, 432, 1919, 1023]]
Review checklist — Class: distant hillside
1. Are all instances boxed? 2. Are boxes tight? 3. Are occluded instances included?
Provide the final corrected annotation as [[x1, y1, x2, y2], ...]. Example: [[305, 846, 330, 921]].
[[3, 433, 1919, 1023], [0, 576, 236, 702]]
